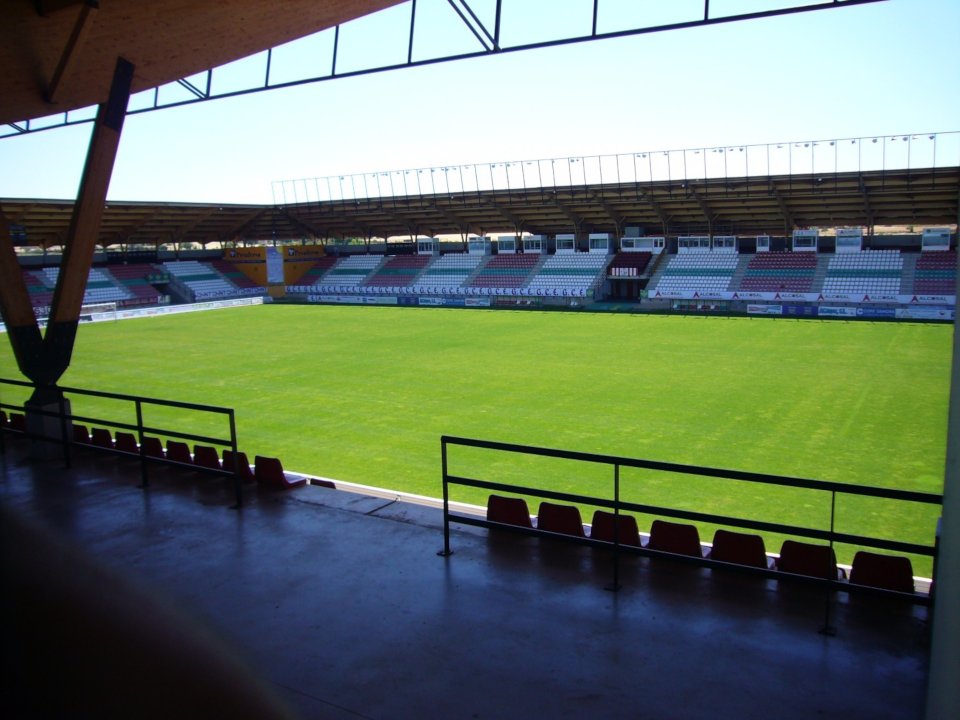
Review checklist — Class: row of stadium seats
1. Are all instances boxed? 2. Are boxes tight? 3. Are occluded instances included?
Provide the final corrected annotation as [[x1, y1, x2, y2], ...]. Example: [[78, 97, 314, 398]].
[[163, 260, 265, 301], [486, 495, 917, 594], [0, 413, 308, 491], [914, 250, 957, 294]]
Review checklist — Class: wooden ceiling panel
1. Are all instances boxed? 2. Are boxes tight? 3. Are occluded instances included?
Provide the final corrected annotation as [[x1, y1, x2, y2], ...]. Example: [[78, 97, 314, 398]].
[[0, 0, 406, 125]]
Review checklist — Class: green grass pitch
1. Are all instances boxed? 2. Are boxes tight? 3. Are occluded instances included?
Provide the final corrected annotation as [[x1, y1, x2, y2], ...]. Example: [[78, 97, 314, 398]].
[[0, 305, 951, 574]]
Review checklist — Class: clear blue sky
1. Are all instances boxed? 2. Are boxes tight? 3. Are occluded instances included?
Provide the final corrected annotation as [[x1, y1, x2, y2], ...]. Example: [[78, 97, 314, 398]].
[[0, 0, 957, 204]]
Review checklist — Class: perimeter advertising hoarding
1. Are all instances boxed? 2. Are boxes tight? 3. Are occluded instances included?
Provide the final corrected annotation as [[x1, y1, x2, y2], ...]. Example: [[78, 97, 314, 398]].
[[818, 307, 858, 318], [746, 304, 782, 315], [782, 305, 819, 317], [649, 289, 956, 306], [307, 295, 398, 305], [896, 307, 956, 321]]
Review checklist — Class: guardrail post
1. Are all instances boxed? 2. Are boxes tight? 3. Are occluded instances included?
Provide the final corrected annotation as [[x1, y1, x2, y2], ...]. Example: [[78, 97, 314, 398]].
[[135, 399, 148, 488], [229, 410, 242, 509], [605, 462, 622, 592], [58, 391, 71, 469], [820, 489, 838, 636], [438, 437, 452, 557]]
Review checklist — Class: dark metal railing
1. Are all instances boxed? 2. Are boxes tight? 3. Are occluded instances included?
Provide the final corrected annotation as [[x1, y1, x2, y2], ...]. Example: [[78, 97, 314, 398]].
[[439, 435, 942, 611], [0, 378, 242, 507]]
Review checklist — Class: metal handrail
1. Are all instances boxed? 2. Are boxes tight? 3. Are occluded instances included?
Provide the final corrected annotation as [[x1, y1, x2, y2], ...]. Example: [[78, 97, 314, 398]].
[[0, 377, 243, 507], [439, 434, 941, 606]]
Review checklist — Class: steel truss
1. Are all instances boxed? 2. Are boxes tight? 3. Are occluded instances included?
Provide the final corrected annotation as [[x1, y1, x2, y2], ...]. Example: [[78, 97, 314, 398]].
[[2, 0, 886, 139]]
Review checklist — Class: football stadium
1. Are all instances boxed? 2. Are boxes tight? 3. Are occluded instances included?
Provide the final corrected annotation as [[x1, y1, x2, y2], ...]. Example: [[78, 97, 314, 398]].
[[1, 2, 959, 719]]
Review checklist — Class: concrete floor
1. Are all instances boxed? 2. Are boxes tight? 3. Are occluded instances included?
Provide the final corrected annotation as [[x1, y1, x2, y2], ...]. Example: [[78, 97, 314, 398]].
[[0, 437, 931, 719]]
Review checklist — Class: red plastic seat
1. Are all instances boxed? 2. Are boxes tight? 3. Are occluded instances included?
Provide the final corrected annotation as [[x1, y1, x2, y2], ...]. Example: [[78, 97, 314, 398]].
[[114, 431, 139, 455], [165, 440, 192, 464], [9, 413, 27, 433], [140, 436, 165, 458], [708, 529, 770, 569], [254, 455, 306, 489], [0, 410, 7, 426], [222, 449, 255, 484], [647, 520, 703, 557], [536, 502, 585, 537], [589, 510, 640, 546], [192, 444, 222, 470], [90, 427, 114, 449], [777, 540, 844, 580], [73, 424, 90, 444], [485, 495, 533, 528], [849, 551, 914, 593]]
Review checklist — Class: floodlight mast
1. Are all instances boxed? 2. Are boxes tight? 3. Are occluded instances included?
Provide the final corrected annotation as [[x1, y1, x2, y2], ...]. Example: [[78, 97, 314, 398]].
[[1, 0, 888, 139]]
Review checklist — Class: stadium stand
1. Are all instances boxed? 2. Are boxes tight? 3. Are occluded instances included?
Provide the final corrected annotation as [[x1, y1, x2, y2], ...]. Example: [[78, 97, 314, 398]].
[[536, 502, 586, 537], [209, 259, 261, 290], [737, 252, 818, 292], [822, 250, 902, 295], [163, 260, 263, 301], [295, 256, 338, 286], [106, 263, 165, 305], [913, 250, 957, 295], [467, 254, 539, 290], [849, 551, 915, 593], [411, 253, 484, 295], [606, 251, 653, 278], [485, 494, 534, 528], [21, 269, 54, 309], [313, 255, 383, 292], [588, 510, 641, 546], [364, 254, 431, 289], [523, 252, 609, 298], [42, 266, 133, 304], [650, 252, 738, 294]]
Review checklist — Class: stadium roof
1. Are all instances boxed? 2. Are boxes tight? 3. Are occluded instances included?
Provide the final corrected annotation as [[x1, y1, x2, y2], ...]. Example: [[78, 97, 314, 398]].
[[0, 0, 404, 127], [3, 166, 957, 248]]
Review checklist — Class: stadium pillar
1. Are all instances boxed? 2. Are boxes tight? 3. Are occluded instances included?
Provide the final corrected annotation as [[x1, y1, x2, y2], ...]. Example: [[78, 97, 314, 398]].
[[0, 56, 132, 439], [33, 57, 134, 405], [925, 248, 960, 720], [0, 209, 44, 377]]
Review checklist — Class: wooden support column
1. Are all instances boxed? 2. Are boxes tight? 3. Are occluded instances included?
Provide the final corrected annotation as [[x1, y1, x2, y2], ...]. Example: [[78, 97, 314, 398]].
[[38, 57, 133, 399], [0, 209, 45, 378]]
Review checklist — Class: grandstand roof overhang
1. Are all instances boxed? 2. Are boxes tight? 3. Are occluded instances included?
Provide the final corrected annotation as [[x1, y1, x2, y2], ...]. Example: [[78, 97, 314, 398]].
[[0, 0, 405, 127], [3, 167, 957, 248]]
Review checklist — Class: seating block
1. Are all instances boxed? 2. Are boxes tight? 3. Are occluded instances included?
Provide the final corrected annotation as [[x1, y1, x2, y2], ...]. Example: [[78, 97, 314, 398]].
[[486, 495, 533, 528]]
